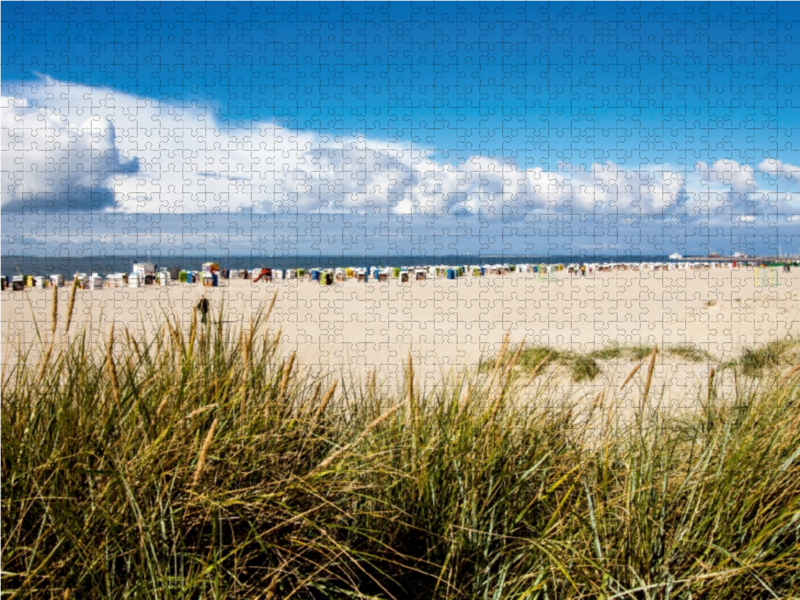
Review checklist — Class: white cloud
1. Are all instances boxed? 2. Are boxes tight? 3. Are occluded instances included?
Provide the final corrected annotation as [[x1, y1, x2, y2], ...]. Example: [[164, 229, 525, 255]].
[[2, 76, 798, 221], [704, 159, 757, 194], [2, 89, 138, 212], [758, 158, 800, 182]]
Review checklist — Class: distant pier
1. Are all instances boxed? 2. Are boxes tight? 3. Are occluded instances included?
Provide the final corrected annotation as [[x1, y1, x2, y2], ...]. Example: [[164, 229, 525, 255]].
[[681, 256, 796, 263]]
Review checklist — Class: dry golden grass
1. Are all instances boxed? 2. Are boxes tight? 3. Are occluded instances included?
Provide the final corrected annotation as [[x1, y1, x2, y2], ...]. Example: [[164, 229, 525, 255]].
[[2, 305, 799, 598]]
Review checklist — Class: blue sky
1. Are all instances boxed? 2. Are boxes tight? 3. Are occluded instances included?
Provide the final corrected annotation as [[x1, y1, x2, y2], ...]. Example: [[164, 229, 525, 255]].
[[3, 2, 800, 257]]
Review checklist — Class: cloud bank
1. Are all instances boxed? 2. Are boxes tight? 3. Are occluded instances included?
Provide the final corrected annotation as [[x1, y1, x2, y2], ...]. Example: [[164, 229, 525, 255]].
[[2, 76, 798, 224]]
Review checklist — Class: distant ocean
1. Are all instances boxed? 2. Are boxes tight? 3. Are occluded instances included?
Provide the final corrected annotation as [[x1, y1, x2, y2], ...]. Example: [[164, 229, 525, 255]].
[[1, 254, 671, 279]]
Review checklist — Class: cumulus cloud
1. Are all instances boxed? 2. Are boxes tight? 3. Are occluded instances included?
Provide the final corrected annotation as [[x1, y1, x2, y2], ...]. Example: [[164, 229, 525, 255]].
[[699, 159, 757, 195], [758, 158, 800, 182], [1, 76, 798, 221], [2, 92, 139, 212]]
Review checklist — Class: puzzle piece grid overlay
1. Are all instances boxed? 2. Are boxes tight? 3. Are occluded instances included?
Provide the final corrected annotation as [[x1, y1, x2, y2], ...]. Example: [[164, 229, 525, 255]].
[[3, 3, 800, 407]]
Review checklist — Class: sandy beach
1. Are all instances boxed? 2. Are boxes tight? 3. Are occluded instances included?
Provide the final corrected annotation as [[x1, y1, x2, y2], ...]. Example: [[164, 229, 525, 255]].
[[4, 266, 800, 407]]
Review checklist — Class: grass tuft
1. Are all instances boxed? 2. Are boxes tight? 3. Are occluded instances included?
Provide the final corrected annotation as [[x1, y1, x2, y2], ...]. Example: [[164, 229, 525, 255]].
[[665, 343, 714, 362], [589, 342, 714, 363], [739, 338, 800, 376], [516, 344, 563, 369], [488, 345, 603, 382], [570, 354, 601, 382], [586, 342, 624, 360]]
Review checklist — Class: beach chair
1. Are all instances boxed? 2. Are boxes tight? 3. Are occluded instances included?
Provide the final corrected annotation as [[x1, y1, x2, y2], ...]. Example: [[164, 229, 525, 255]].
[[253, 268, 271, 283]]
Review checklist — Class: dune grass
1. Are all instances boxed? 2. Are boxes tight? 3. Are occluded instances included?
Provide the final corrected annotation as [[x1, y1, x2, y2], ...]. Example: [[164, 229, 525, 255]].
[[738, 338, 800, 376], [665, 343, 714, 363], [486, 345, 601, 382], [587, 342, 714, 363], [3, 301, 800, 598], [486, 341, 713, 384], [569, 354, 602, 382], [590, 343, 653, 362]]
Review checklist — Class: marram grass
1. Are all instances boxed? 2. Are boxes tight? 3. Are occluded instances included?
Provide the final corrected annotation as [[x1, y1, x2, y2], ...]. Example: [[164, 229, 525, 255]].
[[2, 301, 800, 599]]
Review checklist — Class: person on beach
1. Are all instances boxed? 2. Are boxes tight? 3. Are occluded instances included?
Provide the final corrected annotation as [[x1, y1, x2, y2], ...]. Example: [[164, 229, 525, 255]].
[[196, 293, 210, 324]]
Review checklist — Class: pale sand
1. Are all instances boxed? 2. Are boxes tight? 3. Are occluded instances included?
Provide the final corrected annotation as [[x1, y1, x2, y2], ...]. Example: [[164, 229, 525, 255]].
[[4, 267, 800, 410]]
